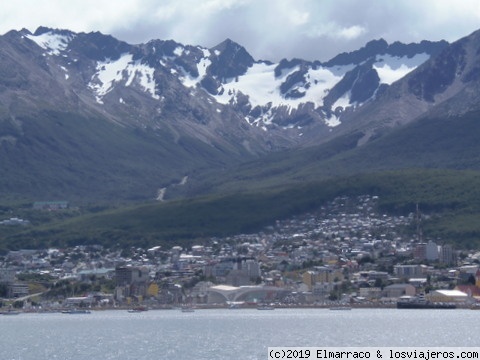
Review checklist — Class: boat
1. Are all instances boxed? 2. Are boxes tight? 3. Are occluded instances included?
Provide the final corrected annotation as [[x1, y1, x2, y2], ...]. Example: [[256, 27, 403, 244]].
[[329, 306, 352, 310], [127, 306, 148, 313], [1, 309, 21, 315], [61, 308, 91, 314], [180, 305, 195, 312], [227, 301, 244, 309], [257, 304, 275, 310], [396, 295, 456, 309]]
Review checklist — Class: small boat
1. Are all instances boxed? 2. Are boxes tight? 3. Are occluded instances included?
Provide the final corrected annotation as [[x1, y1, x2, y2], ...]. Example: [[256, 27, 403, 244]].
[[257, 304, 275, 310], [61, 308, 91, 314], [128, 306, 148, 313], [329, 306, 352, 310], [227, 301, 243, 309], [1, 309, 21, 315], [180, 305, 195, 312]]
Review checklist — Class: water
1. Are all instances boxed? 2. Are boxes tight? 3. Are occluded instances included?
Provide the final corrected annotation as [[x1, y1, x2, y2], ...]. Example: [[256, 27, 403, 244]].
[[1, 308, 478, 360]]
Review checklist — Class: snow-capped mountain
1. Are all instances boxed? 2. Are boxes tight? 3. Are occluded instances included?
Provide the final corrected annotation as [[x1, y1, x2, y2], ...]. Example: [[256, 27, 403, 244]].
[[201, 39, 446, 132], [4, 25, 475, 202], [17, 27, 447, 142]]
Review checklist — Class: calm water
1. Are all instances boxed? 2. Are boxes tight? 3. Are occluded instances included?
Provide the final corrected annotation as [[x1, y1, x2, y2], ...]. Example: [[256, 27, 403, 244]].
[[1, 308, 478, 360]]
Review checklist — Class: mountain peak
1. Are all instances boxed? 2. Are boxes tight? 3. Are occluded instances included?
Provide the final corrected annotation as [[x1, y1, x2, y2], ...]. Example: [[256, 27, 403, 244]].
[[208, 38, 255, 81], [212, 38, 244, 53], [33, 26, 75, 38], [33, 26, 54, 36], [324, 38, 389, 66], [365, 38, 389, 51], [323, 38, 449, 68]]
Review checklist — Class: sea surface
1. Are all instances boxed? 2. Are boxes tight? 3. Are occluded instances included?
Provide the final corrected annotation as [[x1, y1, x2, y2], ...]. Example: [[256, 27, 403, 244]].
[[1, 308, 478, 360]]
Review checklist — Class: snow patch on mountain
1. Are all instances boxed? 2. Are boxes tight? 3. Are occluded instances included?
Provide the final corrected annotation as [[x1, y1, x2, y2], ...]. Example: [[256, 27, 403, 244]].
[[197, 58, 211, 79], [173, 50, 430, 130], [178, 54, 212, 88], [374, 53, 429, 85], [89, 53, 159, 103], [214, 63, 352, 109], [206, 62, 357, 127], [26, 32, 75, 56], [173, 46, 184, 57]]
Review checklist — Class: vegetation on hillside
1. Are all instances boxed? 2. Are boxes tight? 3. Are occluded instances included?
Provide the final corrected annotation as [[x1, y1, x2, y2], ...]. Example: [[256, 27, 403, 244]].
[[0, 110, 256, 203], [2, 168, 480, 252], [3, 110, 480, 252]]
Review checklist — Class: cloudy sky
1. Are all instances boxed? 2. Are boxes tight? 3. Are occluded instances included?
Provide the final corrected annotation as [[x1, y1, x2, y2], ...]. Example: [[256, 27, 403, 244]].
[[1, 0, 480, 61]]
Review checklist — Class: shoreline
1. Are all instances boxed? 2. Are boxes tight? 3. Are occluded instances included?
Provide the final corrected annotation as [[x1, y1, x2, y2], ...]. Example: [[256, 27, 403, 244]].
[[7, 302, 476, 313]]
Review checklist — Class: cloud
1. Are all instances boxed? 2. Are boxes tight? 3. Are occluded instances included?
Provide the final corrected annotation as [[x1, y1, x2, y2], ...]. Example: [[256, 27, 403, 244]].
[[306, 23, 367, 41], [337, 26, 367, 40], [1, 0, 480, 61]]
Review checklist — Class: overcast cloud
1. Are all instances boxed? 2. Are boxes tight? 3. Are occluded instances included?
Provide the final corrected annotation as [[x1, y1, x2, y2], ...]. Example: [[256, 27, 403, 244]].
[[1, 0, 480, 61]]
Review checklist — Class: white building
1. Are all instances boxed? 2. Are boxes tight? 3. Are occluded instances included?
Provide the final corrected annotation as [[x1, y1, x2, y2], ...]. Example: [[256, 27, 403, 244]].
[[425, 240, 439, 261], [428, 289, 468, 303]]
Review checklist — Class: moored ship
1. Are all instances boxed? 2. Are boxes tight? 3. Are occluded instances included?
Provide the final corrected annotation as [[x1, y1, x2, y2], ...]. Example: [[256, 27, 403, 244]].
[[396, 295, 456, 309]]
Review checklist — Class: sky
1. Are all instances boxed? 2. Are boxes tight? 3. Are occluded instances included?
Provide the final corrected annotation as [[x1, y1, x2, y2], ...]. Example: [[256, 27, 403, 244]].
[[1, 0, 480, 62]]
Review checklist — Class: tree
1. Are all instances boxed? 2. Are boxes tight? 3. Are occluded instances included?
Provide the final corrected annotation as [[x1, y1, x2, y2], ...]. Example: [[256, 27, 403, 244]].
[[0, 284, 7, 297], [374, 278, 384, 289]]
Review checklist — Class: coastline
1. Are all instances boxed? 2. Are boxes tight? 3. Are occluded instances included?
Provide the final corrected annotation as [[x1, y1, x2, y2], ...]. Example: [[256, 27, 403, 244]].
[[7, 301, 477, 314]]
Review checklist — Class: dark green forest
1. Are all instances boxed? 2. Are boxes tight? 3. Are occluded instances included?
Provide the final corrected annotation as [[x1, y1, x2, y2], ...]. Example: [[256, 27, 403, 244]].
[[2, 168, 480, 252]]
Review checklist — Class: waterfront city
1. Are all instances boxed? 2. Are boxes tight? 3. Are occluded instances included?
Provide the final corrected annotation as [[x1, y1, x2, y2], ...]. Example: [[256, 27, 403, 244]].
[[1, 195, 479, 312]]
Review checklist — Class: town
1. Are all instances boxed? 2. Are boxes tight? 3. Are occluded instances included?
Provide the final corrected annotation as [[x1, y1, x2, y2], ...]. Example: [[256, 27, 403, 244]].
[[1, 195, 479, 312]]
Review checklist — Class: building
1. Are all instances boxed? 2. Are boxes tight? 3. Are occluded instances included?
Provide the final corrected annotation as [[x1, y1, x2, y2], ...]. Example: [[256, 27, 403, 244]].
[[428, 289, 468, 303], [0, 268, 28, 298], [383, 284, 416, 298], [394, 265, 425, 279], [476, 269, 480, 288], [439, 244, 456, 265], [76, 268, 115, 282], [302, 266, 344, 291], [358, 287, 382, 300], [114, 266, 149, 301], [205, 284, 289, 304], [64, 296, 95, 307], [115, 266, 149, 286], [425, 241, 439, 261], [0, 268, 15, 283], [312, 282, 335, 298], [225, 259, 261, 286], [455, 285, 480, 301], [413, 243, 427, 261], [205, 258, 261, 286], [458, 265, 478, 283], [7, 283, 29, 298], [204, 261, 233, 278]]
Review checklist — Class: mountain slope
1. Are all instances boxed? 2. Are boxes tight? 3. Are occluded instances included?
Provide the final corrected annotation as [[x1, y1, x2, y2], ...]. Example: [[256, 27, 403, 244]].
[[174, 105, 480, 198], [200, 38, 447, 138], [0, 26, 448, 202], [5, 27, 480, 249], [5, 168, 480, 251], [0, 110, 253, 202], [0, 28, 273, 202], [327, 28, 480, 146]]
